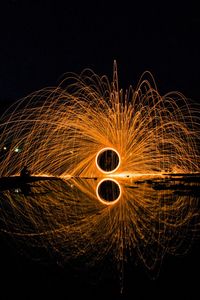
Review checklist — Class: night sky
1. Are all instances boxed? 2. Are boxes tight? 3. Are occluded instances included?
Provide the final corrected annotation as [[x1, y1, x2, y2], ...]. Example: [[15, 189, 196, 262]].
[[1, 1, 200, 108], [0, 1, 200, 299]]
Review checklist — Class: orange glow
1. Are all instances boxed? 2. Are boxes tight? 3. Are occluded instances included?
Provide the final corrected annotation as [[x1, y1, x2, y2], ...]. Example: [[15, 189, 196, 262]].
[[96, 178, 122, 204], [0, 63, 199, 280], [0, 176, 199, 273], [0, 62, 199, 178], [95, 147, 121, 174]]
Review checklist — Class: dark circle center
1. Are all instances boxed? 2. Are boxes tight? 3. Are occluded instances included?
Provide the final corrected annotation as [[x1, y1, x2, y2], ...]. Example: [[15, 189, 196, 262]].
[[97, 149, 119, 173], [97, 180, 120, 202]]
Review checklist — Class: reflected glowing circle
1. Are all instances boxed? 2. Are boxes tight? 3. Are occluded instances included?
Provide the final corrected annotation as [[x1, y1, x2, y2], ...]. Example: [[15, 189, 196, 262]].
[[96, 178, 122, 205], [95, 147, 121, 174]]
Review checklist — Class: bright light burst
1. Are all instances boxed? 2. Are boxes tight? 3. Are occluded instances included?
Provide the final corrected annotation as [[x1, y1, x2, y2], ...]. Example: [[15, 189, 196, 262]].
[[0, 63, 200, 282], [0, 62, 199, 177]]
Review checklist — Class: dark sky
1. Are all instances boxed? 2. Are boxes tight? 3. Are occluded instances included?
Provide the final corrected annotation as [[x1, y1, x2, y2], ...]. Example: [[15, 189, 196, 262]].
[[0, 0, 200, 111]]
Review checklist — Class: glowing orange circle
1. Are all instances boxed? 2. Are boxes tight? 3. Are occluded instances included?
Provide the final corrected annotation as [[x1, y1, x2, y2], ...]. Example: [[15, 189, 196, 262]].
[[96, 178, 122, 205], [95, 147, 121, 174]]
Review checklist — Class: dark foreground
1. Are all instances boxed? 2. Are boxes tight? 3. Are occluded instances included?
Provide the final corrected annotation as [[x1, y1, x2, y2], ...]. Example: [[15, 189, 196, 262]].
[[0, 242, 199, 299]]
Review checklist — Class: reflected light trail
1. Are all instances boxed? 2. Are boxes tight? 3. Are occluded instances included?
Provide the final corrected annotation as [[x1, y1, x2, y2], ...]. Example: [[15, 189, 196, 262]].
[[0, 63, 199, 289]]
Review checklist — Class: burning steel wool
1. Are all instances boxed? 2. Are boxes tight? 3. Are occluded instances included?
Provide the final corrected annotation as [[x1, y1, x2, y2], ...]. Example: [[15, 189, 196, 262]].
[[0, 62, 199, 178], [0, 63, 199, 281]]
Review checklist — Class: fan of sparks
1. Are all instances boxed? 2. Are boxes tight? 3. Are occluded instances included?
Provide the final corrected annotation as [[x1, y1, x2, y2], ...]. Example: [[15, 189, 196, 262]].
[[0, 62, 200, 278], [0, 62, 199, 177]]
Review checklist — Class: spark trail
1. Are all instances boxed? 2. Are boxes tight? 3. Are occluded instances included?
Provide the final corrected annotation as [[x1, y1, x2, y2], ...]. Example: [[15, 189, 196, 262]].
[[0, 63, 199, 283], [0, 62, 199, 177]]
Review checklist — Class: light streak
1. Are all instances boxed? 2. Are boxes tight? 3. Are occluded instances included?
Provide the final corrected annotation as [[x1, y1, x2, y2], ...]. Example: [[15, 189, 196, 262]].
[[0, 62, 199, 177], [96, 178, 122, 204], [0, 62, 199, 281], [0, 177, 199, 273], [95, 147, 121, 174]]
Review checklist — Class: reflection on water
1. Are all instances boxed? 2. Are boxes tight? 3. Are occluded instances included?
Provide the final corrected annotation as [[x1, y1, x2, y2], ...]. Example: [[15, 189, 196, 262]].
[[0, 176, 199, 272], [96, 179, 121, 204]]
